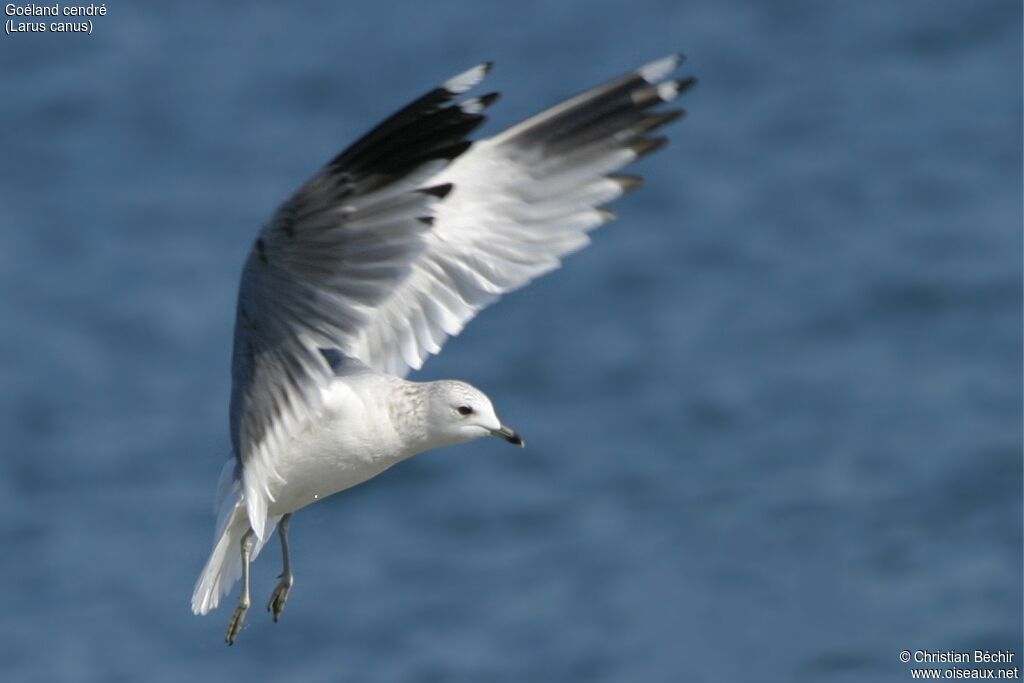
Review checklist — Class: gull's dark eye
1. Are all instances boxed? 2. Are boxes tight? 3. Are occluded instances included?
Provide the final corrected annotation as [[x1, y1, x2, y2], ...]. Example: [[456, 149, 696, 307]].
[[457, 405, 473, 416]]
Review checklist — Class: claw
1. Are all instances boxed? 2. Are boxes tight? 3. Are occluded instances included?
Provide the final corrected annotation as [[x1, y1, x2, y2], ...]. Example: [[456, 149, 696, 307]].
[[267, 575, 293, 623], [225, 600, 249, 645]]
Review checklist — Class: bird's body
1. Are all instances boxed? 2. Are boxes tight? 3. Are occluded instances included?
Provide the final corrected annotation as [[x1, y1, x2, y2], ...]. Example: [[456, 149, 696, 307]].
[[264, 367, 409, 514], [259, 362, 507, 514], [192, 55, 694, 643], [193, 358, 516, 619]]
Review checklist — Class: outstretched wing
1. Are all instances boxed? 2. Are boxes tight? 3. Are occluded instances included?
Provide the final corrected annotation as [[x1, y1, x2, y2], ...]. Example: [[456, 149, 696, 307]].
[[230, 64, 497, 538], [347, 54, 694, 375]]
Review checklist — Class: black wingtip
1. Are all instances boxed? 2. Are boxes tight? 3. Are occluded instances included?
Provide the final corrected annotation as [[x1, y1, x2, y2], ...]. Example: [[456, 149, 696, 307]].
[[419, 183, 454, 199], [437, 139, 474, 161], [609, 174, 645, 192], [478, 91, 501, 107], [628, 110, 684, 139], [664, 108, 686, 123], [676, 75, 698, 94], [630, 136, 669, 158]]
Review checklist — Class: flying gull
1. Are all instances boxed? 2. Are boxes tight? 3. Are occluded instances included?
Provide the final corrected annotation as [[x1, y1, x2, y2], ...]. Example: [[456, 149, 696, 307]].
[[191, 54, 695, 644]]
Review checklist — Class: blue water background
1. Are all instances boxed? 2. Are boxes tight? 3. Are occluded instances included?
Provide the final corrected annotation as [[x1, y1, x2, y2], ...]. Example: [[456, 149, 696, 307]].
[[1, 1, 1020, 681]]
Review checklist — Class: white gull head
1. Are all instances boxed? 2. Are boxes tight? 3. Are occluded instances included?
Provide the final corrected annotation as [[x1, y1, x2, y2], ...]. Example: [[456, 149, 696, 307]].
[[421, 380, 524, 449]]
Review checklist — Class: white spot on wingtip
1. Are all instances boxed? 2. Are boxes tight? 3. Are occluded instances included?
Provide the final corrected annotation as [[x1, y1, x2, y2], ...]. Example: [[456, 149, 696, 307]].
[[637, 54, 682, 83], [443, 62, 491, 94], [460, 97, 485, 114], [657, 81, 680, 102]]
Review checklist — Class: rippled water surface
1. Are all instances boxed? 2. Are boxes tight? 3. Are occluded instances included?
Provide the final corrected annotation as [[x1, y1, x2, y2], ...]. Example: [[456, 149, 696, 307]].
[[2, 1, 1020, 681]]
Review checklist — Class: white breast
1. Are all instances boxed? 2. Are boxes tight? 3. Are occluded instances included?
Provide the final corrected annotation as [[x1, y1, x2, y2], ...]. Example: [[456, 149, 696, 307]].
[[266, 373, 412, 515]]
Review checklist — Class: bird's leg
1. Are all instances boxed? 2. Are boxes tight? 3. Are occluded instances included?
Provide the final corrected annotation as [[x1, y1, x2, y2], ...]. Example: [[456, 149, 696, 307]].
[[267, 513, 294, 623], [225, 527, 255, 645]]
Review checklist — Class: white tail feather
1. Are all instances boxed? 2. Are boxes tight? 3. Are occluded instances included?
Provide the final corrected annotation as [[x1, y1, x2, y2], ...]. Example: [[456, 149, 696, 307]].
[[192, 460, 279, 615]]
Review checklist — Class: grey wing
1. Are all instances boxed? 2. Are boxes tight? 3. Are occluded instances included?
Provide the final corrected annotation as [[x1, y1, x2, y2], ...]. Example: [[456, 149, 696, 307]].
[[348, 55, 694, 376], [229, 64, 496, 538]]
